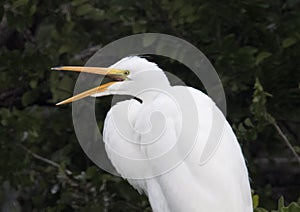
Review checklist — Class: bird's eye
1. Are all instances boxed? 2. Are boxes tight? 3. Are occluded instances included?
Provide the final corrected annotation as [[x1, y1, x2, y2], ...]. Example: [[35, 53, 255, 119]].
[[124, 70, 130, 75]]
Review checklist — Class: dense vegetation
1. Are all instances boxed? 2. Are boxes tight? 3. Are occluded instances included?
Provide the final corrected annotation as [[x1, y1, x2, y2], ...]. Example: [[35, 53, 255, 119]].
[[0, 0, 299, 211]]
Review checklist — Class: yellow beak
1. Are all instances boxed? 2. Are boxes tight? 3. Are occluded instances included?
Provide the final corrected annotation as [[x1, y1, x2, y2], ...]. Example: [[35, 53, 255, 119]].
[[51, 66, 128, 105]]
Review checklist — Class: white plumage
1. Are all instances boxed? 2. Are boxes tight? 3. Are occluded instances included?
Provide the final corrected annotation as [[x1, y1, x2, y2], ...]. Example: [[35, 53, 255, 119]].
[[54, 56, 253, 212], [101, 57, 252, 212]]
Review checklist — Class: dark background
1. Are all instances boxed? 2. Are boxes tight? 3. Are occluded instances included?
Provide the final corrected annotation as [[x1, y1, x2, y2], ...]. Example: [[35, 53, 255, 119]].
[[0, 0, 300, 211]]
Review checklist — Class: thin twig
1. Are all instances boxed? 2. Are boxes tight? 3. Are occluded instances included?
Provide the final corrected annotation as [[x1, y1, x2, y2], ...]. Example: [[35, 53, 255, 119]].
[[72, 44, 102, 61], [18, 144, 78, 186], [19, 143, 61, 169], [270, 122, 300, 165]]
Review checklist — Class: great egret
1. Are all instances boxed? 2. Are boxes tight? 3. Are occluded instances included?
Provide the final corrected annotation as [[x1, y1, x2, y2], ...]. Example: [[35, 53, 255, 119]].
[[52, 56, 253, 212]]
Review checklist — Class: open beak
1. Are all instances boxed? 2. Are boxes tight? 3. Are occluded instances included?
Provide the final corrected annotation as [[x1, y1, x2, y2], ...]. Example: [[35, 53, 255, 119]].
[[51, 66, 128, 105]]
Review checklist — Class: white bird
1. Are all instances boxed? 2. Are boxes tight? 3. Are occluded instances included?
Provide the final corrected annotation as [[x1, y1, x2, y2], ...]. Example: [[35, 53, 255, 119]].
[[52, 56, 253, 212]]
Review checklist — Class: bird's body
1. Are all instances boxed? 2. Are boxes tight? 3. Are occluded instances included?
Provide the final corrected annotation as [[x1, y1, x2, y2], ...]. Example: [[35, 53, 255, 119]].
[[103, 86, 252, 212], [54, 56, 253, 212]]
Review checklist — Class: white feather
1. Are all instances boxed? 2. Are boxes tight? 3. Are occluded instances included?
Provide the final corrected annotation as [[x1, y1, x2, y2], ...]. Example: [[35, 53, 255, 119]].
[[101, 57, 252, 212]]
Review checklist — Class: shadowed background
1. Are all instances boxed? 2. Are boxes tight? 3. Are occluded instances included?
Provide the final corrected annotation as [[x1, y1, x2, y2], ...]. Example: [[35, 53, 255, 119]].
[[0, 0, 300, 211]]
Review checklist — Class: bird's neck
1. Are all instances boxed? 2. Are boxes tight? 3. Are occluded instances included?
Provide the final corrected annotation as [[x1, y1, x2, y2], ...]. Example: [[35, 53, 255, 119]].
[[134, 72, 170, 103], [137, 90, 163, 103]]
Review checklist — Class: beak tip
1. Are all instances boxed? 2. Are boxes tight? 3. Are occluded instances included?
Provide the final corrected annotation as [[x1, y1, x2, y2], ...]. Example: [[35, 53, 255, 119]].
[[51, 67, 61, 71]]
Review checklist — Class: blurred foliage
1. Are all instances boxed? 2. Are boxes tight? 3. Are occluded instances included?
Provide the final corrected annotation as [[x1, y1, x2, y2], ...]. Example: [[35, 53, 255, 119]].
[[0, 0, 300, 211]]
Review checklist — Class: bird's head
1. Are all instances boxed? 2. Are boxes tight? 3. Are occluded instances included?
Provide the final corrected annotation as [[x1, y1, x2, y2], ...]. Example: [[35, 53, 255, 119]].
[[52, 56, 170, 105]]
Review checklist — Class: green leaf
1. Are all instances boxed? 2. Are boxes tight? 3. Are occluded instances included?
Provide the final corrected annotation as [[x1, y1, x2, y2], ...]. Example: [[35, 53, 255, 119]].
[[112, 0, 136, 7], [71, 0, 89, 6], [13, 0, 29, 8], [0, 108, 11, 126], [256, 52, 272, 65], [88, 9, 105, 21], [278, 196, 285, 209], [238, 46, 258, 55], [29, 80, 37, 88], [294, 146, 300, 154], [21, 90, 37, 106], [286, 202, 300, 212], [253, 194, 259, 208], [280, 202, 300, 212], [86, 166, 98, 179], [238, 123, 247, 133], [255, 208, 269, 212], [244, 118, 254, 127], [36, 24, 54, 43], [30, 5, 37, 16], [76, 4, 94, 16], [282, 37, 298, 48], [58, 45, 70, 54]]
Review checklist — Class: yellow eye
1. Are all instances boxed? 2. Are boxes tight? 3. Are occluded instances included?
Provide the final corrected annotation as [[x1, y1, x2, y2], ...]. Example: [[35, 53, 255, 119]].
[[124, 70, 130, 75]]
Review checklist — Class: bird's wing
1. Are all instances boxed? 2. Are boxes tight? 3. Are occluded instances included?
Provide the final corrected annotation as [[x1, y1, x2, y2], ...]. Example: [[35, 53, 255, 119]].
[[134, 86, 253, 212], [103, 99, 149, 193], [103, 87, 252, 212]]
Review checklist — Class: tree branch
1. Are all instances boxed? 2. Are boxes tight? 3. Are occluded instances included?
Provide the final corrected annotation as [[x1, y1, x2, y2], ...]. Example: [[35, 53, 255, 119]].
[[18, 143, 78, 186], [270, 122, 300, 165], [19, 143, 60, 169], [72, 44, 102, 61]]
